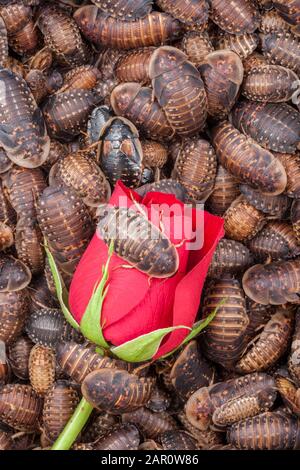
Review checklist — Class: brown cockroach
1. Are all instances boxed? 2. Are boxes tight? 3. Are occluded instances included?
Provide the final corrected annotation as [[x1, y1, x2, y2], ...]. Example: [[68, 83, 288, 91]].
[[122, 407, 177, 439], [207, 238, 254, 279], [185, 372, 276, 431], [199, 50, 244, 119], [8, 336, 34, 380], [111, 82, 174, 141], [82, 412, 118, 443], [210, 0, 260, 35], [288, 309, 300, 385], [81, 368, 154, 413], [242, 52, 269, 75], [260, 32, 300, 75], [27, 47, 53, 72], [216, 32, 258, 59], [29, 345, 56, 395], [43, 380, 80, 441], [0, 254, 31, 293], [177, 411, 223, 449], [0, 16, 7, 66], [115, 48, 154, 84], [0, 222, 13, 250], [181, 31, 214, 67], [242, 258, 300, 305], [0, 68, 50, 168], [0, 384, 42, 431], [239, 184, 290, 218], [93, 424, 140, 451], [135, 179, 186, 202], [273, 0, 300, 27], [160, 430, 198, 450], [0, 2, 31, 35], [15, 219, 45, 275], [58, 65, 101, 93], [224, 196, 266, 242], [259, 9, 291, 34], [0, 289, 29, 344], [0, 431, 13, 450], [244, 299, 275, 343], [74, 7, 182, 50], [206, 165, 240, 216], [149, 46, 207, 137], [236, 308, 294, 373], [169, 340, 214, 401], [291, 200, 300, 243], [276, 376, 300, 417], [249, 221, 300, 261], [172, 136, 217, 203], [201, 276, 249, 369], [97, 205, 179, 278], [275, 152, 300, 199], [8, 20, 39, 56], [156, 0, 209, 26], [91, 0, 153, 21], [25, 69, 51, 104], [42, 139, 68, 171], [227, 411, 300, 450], [146, 386, 171, 413], [141, 140, 168, 170]]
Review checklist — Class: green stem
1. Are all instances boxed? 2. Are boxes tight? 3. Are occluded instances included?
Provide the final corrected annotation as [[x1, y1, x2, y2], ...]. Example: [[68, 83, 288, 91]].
[[51, 398, 93, 451]]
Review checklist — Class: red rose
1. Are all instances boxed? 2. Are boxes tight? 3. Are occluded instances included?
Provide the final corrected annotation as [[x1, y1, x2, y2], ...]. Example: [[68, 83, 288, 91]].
[[69, 181, 224, 360]]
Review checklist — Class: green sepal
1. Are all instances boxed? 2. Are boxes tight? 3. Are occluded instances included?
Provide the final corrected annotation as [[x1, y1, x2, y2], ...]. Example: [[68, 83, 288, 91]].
[[111, 325, 191, 363]]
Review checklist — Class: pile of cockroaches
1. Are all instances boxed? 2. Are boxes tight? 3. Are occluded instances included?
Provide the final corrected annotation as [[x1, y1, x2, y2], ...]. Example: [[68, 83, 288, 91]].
[[1, 0, 300, 451]]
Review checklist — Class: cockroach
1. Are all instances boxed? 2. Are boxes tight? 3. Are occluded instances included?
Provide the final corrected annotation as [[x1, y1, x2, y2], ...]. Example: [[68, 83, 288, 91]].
[[43, 380, 80, 441], [227, 411, 300, 450], [206, 165, 240, 216], [160, 430, 198, 450], [0, 146, 11, 173], [86, 105, 113, 146], [261, 32, 300, 75], [74, 7, 182, 50], [111, 82, 174, 141], [141, 140, 168, 170], [149, 46, 207, 137], [0, 431, 13, 450], [8, 19, 39, 56], [0, 289, 29, 344], [0, 384, 42, 431], [169, 340, 214, 401], [172, 136, 217, 203], [146, 386, 171, 413], [25, 69, 50, 104], [96, 48, 125, 81], [291, 200, 300, 243], [0, 222, 13, 250], [81, 368, 154, 413], [199, 50, 244, 119], [249, 221, 300, 261], [207, 239, 253, 279], [185, 372, 276, 431], [0, 254, 31, 293], [122, 407, 177, 439], [58, 65, 101, 93], [82, 412, 118, 443], [93, 424, 140, 451], [139, 440, 163, 450], [216, 32, 258, 59], [97, 205, 179, 278], [0, 68, 50, 168], [201, 276, 249, 369], [239, 184, 290, 218], [177, 411, 223, 449], [212, 121, 287, 195], [115, 47, 154, 84], [259, 9, 291, 34], [242, 258, 300, 305], [244, 300, 275, 343], [27, 47, 53, 72], [236, 308, 294, 373], [37, 4, 90, 68], [275, 152, 300, 199], [156, 0, 209, 26], [181, 31, 214, 67], [224, 196, 266, 242], [42, 139, 68, 171], [135, 179, 186, 202], [15, 219, 45, 275], [29, 345, 56, 395], [276, 376, 300, 417], [43, 89, 100, 142], [98, 117, 143, 188], [210, 0, 260, 35], [288, 309, 300, 385], [91, 0, 153, 21], [49, 152, 110, 207], [273, 0, 300, 27], [0, 16, 7, 66], [0, 2, 31, 35], [242, 52, 268, 75], [8, 336, 34, 380]]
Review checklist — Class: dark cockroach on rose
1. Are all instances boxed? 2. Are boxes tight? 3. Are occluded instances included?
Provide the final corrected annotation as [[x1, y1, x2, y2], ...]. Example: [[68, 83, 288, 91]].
[[135, 179, 186, 202]]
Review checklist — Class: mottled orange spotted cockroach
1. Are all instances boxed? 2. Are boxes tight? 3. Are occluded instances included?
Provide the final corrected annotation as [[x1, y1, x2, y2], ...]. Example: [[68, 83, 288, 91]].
[[37, 4, 90, 68], [149, 46, 207, 137], [82, 413, 118, 443], [160, 430, 198, 450], [199, 50, 244, 119], [288, 309, 300, 385], [206, 165, 240, 216], [275, 152, 300, 199], [91, 0, 153, 21], [273, 0, 300, 27], [58, 65, 101, 94], [0, 254, 31, 292], [97, 205, 179, 278], [259, 9, 291, 34], [115, 48, 154, 84], [291, 200, 300, 243], [177, 411, 223, 449], [227, 411, 300, 449], [185, 372, 276, 431], [0, 68, 50, 168], [25, 69, 52, 105], [236, 308, 294, 373], [181, 32, 214, 67], [111, 82, 174, 140], [156, 0, 209, 25], [169, 341, 214, 401], [212, 121, 287, 195], [27, 47, 53, 72], [0, 289, 29, 344], [224, 196, 266, 241], [0, 384, 42, 431], [8, 336, 33, 380], [201, 276, 249, 369], [122, 407, 177, 439], [242, 52, 268, 75], [249, 221, 300, 261], [260, 32, 300, 75], [43, 381, 80, 441], [276, 376, 300, 417], [29, 345, 56, 396], [0, 431, 13, 450], [146, 386, 171, 413], [172, 136, 217, 203], [210, 0, 260, 35], [8, 20, 39, 56], [81, 368, 154, 413], [15, 219, 45, 275], [141, 140, 168, 170], [216, 32, 258, 59], [0, 17, 7, 66], [93, 424, 140, 451], [74, 7, 182, 50], [135, 179, 186, 202], [207, 239, 254, 279], [242, 258, 300, 305], [239, 184, 290, 218]]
